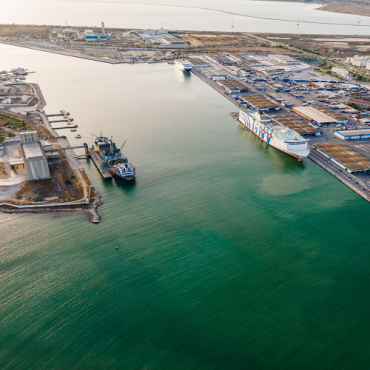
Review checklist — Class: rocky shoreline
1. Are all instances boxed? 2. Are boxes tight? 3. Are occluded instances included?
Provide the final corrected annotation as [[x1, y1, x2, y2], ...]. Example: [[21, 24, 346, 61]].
[[0, 188, 103, 223]]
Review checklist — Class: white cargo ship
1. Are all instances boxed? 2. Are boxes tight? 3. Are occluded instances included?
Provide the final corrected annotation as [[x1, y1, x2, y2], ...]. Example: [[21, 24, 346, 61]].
[[239, 110, 309, 161], [175, 59, 192, 72]]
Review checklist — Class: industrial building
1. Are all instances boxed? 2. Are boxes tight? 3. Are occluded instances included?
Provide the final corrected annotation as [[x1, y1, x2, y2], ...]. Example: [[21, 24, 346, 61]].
[[332, 67, 349, 78], [19, 131, 50, 181], [217, 79, 248, 93], [348, 98, 370, 110], [293, 106, 338, 124], [239, 94, 279, 111], [346, 55, 370, 68], [187, 57, 210, 68], [136, 30, 186, 46], [335, 128, 370, 141], [269, 114, 320, 136], [239, 54, 309, 74], [201, 67, 229, 80], [310, 104, 349, 124], [85, 30, 107, 41], [206, 54, 232, 64], [314, 142, 370, 173]]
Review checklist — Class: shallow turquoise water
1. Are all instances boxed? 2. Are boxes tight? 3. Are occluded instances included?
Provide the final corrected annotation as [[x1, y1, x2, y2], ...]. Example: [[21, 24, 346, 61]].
[[1, 44, 370, 369]]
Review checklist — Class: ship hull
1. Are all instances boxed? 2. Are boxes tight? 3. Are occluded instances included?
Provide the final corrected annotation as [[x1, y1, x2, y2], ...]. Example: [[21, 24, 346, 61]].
[[176, 65, 192, 72], [175, 60, 192, 72], [239, 112, 309, 160], [113, 172, 135, 181]]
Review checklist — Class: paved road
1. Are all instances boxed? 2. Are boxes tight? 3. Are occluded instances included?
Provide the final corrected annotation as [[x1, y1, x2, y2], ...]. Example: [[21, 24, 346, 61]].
[[309, 147, 370, 201]]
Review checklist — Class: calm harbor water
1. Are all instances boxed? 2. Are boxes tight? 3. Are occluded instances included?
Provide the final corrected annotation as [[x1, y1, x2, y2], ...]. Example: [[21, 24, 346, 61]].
[[2, 44, 370, 369], [2, 0, 370, 35]]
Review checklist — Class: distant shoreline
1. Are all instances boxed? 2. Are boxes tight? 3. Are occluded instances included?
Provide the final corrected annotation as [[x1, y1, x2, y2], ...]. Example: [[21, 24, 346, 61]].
[[253, 0, 370, 18]]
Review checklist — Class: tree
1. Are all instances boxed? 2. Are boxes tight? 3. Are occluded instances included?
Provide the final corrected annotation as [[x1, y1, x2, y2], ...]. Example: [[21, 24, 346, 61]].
[[7, 132, 16, 137]]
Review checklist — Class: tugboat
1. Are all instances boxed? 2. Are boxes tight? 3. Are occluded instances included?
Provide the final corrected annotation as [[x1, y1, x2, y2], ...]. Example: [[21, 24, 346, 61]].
[[93, 135, 136, 181]]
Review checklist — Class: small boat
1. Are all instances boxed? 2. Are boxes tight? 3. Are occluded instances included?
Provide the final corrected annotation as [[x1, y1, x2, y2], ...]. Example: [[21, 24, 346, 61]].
[[75, 134, 81, 138]]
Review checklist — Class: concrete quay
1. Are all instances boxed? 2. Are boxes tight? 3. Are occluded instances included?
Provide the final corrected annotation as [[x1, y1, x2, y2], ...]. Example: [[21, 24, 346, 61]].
[[88, 148, 112, 179], [0, 41, 123, 65], [308, 147, 370, 202]]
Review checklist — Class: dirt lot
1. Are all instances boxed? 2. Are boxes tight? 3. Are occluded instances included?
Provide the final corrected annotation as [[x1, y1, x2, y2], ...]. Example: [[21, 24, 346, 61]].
[[0, 163, 7, 178], [0, 24, 51, 39], [49, 158, 82, 201], [14, 178, 58, 201], [319, 3, 370, 17], [180, 33, 258, 47], [258, 33, 370, 59], [0, 114, 26, 129]]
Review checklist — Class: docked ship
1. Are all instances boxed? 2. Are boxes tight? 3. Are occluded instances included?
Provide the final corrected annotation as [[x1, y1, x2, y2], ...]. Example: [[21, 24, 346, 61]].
[[175, 58, 192, 72], [239, 110, 310, 160], [93, 136, 136, 180]]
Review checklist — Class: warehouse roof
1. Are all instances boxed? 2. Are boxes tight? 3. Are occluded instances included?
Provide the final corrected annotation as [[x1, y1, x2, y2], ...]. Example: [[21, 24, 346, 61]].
[[293, 106, 337, 124], [337, 129, 370, 136]]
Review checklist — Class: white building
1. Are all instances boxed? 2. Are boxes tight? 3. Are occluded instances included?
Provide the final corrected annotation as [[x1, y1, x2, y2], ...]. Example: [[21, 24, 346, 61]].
[[63, 28, 79, 34], [20, 131, 38, 143], [19, 131, 50, 181], [347, 55, 370, 68], [332, 67, 349, 78]]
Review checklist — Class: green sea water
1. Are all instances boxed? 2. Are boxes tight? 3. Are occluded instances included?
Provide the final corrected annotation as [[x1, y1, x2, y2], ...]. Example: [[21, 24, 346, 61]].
[[1, 44, 370, 369]]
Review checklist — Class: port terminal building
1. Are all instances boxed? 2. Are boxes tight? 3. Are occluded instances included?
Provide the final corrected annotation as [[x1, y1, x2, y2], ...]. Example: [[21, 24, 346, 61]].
[[239, 94, 280, 111], [187, 57, 210, 68], [85, 30, 107, 41], [269, 113, 320, 136], [217, 79, 249, 93], [335, 129, 370, 141], [292, 105, 348, 125]]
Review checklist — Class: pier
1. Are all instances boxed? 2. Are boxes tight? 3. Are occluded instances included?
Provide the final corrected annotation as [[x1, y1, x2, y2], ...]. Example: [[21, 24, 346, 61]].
[[51, 124, 78, 129], [49, 119, 72, 124], [88, 148, 112, 179], [46, 110, 69, 117], [46, 113, 64, 117]]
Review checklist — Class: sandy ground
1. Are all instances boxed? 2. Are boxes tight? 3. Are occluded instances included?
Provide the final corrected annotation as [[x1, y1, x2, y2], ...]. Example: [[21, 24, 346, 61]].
[[318, 3, 370, 17], [0, 169, 28, 200]]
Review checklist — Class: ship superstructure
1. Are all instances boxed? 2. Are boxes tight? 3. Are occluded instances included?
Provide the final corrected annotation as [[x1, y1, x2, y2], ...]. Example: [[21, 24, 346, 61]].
[[175, 59, 192, 72], [239, 110, 309, 160]]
